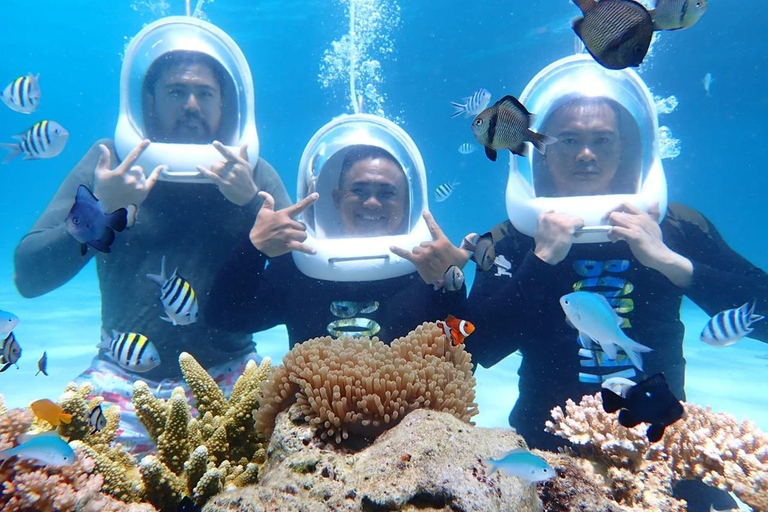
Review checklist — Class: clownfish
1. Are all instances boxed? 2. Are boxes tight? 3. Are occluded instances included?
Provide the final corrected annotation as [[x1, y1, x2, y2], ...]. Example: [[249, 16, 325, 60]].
[[436, 315, 475, 346]]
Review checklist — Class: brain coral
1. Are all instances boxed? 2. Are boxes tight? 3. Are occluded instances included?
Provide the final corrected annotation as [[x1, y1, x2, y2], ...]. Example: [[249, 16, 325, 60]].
[[254, 321, 478, 444]]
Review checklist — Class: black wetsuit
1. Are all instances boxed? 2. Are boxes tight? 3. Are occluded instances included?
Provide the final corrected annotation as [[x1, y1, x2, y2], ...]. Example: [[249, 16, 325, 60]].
[[467, 203, 768, 450], [206, 237, 466, 347], [13, 139, 292, 380]]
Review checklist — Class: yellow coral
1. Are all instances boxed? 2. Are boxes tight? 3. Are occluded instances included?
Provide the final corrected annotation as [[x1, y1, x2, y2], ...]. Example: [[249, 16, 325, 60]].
[[255, 322, 478, 444]]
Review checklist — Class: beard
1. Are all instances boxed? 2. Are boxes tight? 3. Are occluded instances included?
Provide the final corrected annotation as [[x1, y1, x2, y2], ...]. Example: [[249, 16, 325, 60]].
[[168, 114, 213, 144]]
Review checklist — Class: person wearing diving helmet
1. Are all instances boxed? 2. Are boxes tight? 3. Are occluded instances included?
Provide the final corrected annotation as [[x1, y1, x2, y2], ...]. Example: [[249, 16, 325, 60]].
[[206, 115, 470, 348], [13, 17, 291, 452], [465, 55, 768, 451]]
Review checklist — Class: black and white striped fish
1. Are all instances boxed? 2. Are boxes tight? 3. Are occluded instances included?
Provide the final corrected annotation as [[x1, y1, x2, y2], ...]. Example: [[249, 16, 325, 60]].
[[450, 88, 491, 119], [0, 120, 69, 164], [0, 331, 22, 372], [146, 256, 199, 326], [88, 404, 108, 434], [435, 179, 459, 203], [700, 302, 764, 347], [98, 329, 161, 372], [457, 142, 478, 155], [1, 73, 40, 113]]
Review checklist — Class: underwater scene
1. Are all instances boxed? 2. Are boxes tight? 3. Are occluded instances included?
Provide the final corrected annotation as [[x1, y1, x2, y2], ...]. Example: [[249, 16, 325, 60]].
[[1, 0, 767, 510]]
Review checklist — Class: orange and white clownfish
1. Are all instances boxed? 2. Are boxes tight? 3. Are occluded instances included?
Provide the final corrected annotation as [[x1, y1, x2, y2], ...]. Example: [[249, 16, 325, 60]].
[[436, 315, 475, 346]]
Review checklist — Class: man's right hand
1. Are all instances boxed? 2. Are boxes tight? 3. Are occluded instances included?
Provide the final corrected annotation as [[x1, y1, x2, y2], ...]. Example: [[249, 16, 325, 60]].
[[93, 140, 164, 214], [249, 191, 319, 257], [533, 211, 585, 265]]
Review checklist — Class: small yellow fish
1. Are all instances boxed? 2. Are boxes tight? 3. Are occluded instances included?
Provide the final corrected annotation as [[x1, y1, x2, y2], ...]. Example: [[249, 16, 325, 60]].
[[30, 398, 72, 426]]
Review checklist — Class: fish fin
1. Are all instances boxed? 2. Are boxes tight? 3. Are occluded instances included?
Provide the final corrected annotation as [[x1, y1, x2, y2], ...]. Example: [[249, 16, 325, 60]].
[[511, 142, 528, 157], [59, 413, 73, 424], [600, 388, 625, 413], [146, 255, 168, 286], [450, 102, 466, 118], [484, 146, 497, 162], [0, 143, 22, 164], [87, 230, 115, 253], [97, 329, 112, 350], [0, 363, 10, 372], [75, 184, 99, 205], [529, 131, 557, 155], [160, 315, 174, 324], [601, 341, 619, 361], [617, 408, 641, 428], [623, 347, 646, 371], [571, 0, 595, 13], [571, 16, 584, 37], [646, 424, 665, 443], [497, 95, 532, 117], [107, 208, 128, 233], [80, 243, 88, 256]]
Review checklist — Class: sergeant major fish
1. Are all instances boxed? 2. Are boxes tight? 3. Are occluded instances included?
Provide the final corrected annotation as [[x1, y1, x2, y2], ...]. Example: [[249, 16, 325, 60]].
[[450, 88, 491, 118], [146, 256, 199, 326], [650, 0, 707, 31], [0, 331, 21, 372], [471, 95, 556, 162], [97, 329, 161, 373], [457, 142, 478, 155], [483, 447, 555, 484], [65, 185, 129, 256], [601, 372, 684, 442], [1, 73, 41, 113], [560, 291, 653, 371], [571, 0, 654, 70], [700, 302, 764, 347], [435, 179, 459, 203], [0, 120, 68, 163]]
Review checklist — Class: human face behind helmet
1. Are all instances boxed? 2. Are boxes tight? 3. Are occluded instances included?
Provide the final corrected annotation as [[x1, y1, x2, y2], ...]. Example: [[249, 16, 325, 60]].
[[332, 156, 408, 237], [542, 100, 626, 197], [145, 61, 223, 144]]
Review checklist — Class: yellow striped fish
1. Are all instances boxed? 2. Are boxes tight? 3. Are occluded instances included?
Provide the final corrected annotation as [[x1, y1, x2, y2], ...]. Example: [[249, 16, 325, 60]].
[[97, 330, 160, 373], [0, 120, 69, 164], [146, 256, 199, 326], [1, 73, 40, 113]]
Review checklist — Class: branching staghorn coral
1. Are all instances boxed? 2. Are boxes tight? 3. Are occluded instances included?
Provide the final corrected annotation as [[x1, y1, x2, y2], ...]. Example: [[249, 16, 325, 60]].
[[546, 392, 768, 511], [254, 321, 478, 444], [131, 352, 271, 510]]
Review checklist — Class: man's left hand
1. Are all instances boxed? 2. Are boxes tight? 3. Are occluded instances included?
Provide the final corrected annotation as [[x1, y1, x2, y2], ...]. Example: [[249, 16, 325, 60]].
[[197, 142, 258, 206], [390, 211, 470, 287], [606, 202, 692, 287]]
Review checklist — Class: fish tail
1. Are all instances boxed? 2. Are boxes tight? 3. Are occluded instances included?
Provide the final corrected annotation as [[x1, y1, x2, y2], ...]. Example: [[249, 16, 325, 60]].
[[529, 130, 558, 155], [0, 143, 21, 164], [146, 255, 167, 286], [450, 102, 466, 118], [107, 208, 128, 232], [624, 347, 646, 371]]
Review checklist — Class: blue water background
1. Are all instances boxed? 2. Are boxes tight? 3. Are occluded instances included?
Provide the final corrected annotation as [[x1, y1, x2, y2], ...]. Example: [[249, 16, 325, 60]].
[[1, 1, 767, 427]]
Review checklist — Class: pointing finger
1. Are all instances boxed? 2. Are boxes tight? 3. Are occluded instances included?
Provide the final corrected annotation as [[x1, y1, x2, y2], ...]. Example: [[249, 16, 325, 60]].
[[197, 165, 223, 184], [423, 211, 445, 241], [145, 165, 165, 193], [287, 192, 319, 218], [212, 140, 240, 163], [119, 140, 150, 174], [258, 191, 276, 211], [389, 245, 416, 263], [287, 240, 317, 255]]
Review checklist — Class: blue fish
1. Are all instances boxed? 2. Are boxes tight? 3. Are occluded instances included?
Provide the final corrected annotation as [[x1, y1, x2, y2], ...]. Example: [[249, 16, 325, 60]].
[[0, 309, 19, 336], [65, 185, 128, 256], [483, 447, 555, 484], [0, 432, 75, 467], [178, 496, 202, 511]]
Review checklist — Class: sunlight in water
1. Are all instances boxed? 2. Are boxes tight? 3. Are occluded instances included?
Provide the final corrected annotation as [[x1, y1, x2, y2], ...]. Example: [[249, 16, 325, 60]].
[[318, 0, 400, 117]]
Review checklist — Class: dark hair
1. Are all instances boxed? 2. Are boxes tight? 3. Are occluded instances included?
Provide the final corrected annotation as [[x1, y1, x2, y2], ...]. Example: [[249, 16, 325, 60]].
[[142, 50, 238, 143], [533, 97, 642, 197], [338, 145, 404, 189]]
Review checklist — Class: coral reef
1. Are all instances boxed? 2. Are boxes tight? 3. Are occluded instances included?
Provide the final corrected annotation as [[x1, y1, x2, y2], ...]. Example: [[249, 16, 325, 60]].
[[0, 396, 156, 512], [205, 406, 542, 512], [130, 352, 272, 511], [254, 321, 478, 444], [546, 392, 768, 511]]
